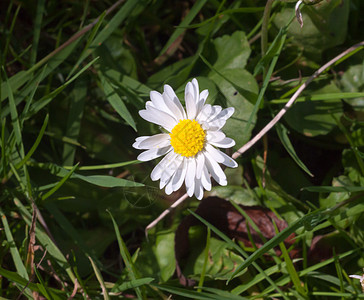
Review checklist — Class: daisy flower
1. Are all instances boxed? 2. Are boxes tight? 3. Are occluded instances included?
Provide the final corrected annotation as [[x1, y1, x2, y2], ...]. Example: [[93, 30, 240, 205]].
[[133, 78, 237, 200]]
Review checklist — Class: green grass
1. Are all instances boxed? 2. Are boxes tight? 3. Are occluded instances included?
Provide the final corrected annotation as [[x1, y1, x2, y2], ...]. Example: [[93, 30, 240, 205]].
[[1, 0, 364, 299]]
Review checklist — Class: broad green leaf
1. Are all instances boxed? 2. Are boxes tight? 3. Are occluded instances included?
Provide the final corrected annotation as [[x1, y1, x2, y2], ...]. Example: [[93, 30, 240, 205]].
[[273, 0, 349, 54], [212, 31, 250, 71], [210, 186, 259, 207], [210, 68, 258, 148], [284, 81, 343, 136], [340, 61, 364, 111], [184, 236, 245, 280]]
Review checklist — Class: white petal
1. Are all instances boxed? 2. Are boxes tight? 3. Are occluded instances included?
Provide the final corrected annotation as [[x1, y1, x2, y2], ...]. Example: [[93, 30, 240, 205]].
[[201, 165, 211, 191], [192, 79, 202, 114], [137, 134, 170, 149], [206, 131, 225, 143], [185, 158, 196, 197], [164, 85, 186, 119], [199, 90, 209, 103], [162, 92, 183, 121], [137, 146, 172, 162], [132, 136, 149, 149], [219, 151, 238, 168], [210, 137, 236, 148], [194, 178, 204, 200], [150, 91, 176, 120], [206, 105, 222, 122], [172, 158, 187, 191], [196, 104, 212, 123], [192, 78, 199, 104], [145, 101, 154, 109], [150, 151, 177, 181], [204, 151, 227, 186], [195, 153, 205, 179], [165, 177, 175, 195], [185, 93, 196, 120], [205, 144, 225, 164], [160, 155, 183, 189], [139, 107, 177, 131], [208, 107, 235, 130]]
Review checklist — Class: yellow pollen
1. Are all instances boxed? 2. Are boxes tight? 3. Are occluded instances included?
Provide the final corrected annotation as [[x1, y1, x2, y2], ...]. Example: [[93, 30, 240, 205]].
[[170, 119, 205, 157]]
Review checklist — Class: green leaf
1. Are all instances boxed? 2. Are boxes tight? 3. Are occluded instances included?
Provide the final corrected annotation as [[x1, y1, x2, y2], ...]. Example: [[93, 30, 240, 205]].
[[210, 68, 258, 148], [42, 163, 79, 201], [153, 284, 248, 300], [29, 57, 99, 116], [185, 236, 245, 281], [0, 209, 29, 280], [88, 256, 110, 300], [188, 210, 289, 299], [273, 0, 350, 54], [159, 0, 208, 55], [277, 227, 306, 296], [284, 81, 343, 137], [212, 31, 251, 71], [62, 79, 87, 166], [98, 71, 136, 131], [303, 186, 364, 193], [34, 162, 143, 188], [107, 210, 142, 299], [112, 278, 154, 293], [16, 114, 48, 169], [229, 209, 328, 280], [14, 198, 76, 283], [275, 122, 313, 177]]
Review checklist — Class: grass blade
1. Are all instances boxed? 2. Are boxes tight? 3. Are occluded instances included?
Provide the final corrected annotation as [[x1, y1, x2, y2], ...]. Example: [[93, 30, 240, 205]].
[[107, 210, 143, 299], [88, 256, 110, 300], [14, 198, 76, 283], [62, 79, 87, 166], [30, 0, 45, 66], [0, 208, 29, 280], [98, 71, 136, 131], [277, 223, 306, 296], [16, 114, 48, 169], [275, 122, 313, 177], [41, 163, 79, 201]]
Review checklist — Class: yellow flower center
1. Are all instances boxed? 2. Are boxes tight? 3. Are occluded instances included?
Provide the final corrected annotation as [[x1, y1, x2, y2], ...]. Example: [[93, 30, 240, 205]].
[[170, 119, 206, 157]]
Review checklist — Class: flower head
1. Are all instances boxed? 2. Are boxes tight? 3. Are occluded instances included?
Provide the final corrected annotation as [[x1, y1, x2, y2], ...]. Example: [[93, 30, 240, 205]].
[[133, 78, 237, 200]]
